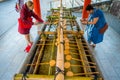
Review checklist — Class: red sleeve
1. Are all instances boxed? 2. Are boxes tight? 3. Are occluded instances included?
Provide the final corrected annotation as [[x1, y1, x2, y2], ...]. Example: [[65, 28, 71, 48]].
[[20, 7, 34, 25], [31, 11, 44, 23]]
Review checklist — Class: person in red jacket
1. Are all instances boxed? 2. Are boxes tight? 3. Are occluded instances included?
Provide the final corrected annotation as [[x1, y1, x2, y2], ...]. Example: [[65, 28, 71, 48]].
[[18, 1, 44, 53]]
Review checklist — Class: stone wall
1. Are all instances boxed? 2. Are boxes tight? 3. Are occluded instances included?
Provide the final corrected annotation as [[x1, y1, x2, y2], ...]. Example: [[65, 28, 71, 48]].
[[105, 12, 120, 35], [110, 1, 120, 19]]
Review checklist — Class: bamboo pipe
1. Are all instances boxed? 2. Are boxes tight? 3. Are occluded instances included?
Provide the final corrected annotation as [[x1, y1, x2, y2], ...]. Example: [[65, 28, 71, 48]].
[[66, 71, 99, 77], [74, 72, 100, 76], [55, 27, 64, 80], [71, 64, 96, 68], [64, 62, 96, 69], [33, 41, 46, 74], [36, 44, 53, 45], [55, 0, 64, 79], [69, 17, 88, 76], [48, 37, 56, 75], [65, 55, 96, 65], [70, 52, 92, 57], [26, 60, 56, 67], [26, 63, 49, 66], [75, 37, 89, 76], [33, 24, 52, 74], [39, 40, 53, 41]]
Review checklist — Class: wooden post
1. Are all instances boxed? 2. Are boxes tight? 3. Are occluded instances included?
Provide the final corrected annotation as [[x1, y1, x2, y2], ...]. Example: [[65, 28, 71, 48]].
[[33, 0, 41, 18], [33, 0, 42, 34], [72, 0, 74, 8], [82, 0, 91, 19], [50, 1, 52, 9]]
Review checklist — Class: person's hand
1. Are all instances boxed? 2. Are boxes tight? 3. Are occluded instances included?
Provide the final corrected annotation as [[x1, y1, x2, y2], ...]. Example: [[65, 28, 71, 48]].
[[43, 21, 49, 24], [80, 18, 88, 22], [81, 21, 88, 25], [34, 21, 39, 25], [80, 19, 84, 22]]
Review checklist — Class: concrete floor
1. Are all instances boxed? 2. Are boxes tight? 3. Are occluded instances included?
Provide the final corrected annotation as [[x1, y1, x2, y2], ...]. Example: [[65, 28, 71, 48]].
[[93, 26, 120, 80], [0, 0, 120, 80]]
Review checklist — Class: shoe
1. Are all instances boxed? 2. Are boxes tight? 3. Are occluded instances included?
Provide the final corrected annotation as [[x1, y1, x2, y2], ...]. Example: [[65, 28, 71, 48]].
[[91, 44, 96, 48], [24, 42, 33, 53]]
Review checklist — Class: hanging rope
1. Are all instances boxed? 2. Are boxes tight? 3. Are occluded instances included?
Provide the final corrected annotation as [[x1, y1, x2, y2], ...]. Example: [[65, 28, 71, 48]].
[[21, 72, 28, 80], [54, 66, 64, 80]]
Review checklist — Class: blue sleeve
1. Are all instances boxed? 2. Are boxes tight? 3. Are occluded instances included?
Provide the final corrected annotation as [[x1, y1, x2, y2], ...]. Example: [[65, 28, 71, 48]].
[[93, 9, 106, 28], [93, 10, 99, 18], [94, 9, 104, 18]]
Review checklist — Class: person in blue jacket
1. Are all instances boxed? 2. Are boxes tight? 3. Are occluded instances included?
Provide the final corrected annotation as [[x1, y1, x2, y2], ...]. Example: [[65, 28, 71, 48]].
[[81, 4, 107, 47]]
